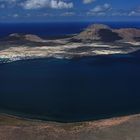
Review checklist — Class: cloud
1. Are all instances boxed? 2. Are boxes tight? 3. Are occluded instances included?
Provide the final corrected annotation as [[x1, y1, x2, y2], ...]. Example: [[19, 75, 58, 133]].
[[0, 0, 18, 4], [0, 0, 18, 8], [128, 11, 140, 16], [1, 0, 140, 18], [91, 3, 111, 13], [87, 3, 111, 16], [83, 0, 96, 4], [0, 0, 16, 2], [111, 11, 128, 16], [13, 13, 19, 17], [61, 12, 75, 16], [0, 0, 73, 9], [22, 0, 73, 10], [51, 0, 73, 9], [128, 7, 140, 16], [0, 4, 5, 8], [111, 7, 140, 17]]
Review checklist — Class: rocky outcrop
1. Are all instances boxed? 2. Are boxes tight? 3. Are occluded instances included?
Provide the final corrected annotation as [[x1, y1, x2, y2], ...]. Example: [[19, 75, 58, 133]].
[[6, 33, 44, 42], [74, 24, 111, 41], [4, 24, 140, 43], [24, 34, 44, 42], [74, 24, 140, 42], [114, 28, 140, 42]]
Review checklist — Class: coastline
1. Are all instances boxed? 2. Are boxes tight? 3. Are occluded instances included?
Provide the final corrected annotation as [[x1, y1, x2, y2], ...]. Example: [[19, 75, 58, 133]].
[[0, 23, 140, 63], [1, 51, 140, 124], [0, 111, 140, 124], [0, 112, 138, 126], [1, 108, 140, 123], [1, 23, 140, 139], [0, 36, 140, 64]]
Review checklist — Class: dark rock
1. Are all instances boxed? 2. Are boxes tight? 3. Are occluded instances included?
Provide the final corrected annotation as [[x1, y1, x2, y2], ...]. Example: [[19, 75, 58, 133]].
[[74, 24, 140, 42], [98, 29, 122, 42]]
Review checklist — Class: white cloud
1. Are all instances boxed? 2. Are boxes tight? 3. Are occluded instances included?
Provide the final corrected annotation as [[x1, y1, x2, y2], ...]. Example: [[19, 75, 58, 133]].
[[51, 0, 73, 9], [0, 0, 18, 3], [22, 0, 73, 10], [129, 7, 140, 16], [111, 7, 140, 17], [128, 11, 140, 16], [61, 12, 75, 16], [87, 3, 111, 16], [21, 0, 49, 9], [111, 11, 127, 16], [0, 0, 19, 8], [83, 0, 96, 4], [0, 4, 5, 8], [91, 3, 111, 12], [13, 13, 19, 17]]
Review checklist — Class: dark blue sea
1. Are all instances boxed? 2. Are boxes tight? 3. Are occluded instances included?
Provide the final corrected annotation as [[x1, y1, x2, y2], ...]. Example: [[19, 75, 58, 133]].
[[0, 22, 140, 38], [0, 22, 140, 122]]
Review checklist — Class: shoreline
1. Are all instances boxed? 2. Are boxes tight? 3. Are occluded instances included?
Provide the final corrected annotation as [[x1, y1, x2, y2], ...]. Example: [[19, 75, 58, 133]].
[[0, 37, 140, 64], [1, 110, 140, 124], [0, 49, 140, 65], [0, 112, 140, 126]]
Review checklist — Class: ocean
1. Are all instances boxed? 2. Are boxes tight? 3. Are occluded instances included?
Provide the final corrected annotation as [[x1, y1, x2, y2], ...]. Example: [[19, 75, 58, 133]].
[[0, 22, 140, 122], [0, 22, 140, 38]]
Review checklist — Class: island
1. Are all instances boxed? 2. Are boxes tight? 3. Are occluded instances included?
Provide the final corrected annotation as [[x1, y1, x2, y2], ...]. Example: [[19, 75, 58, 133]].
[[0, 24, 140, 63], [0, 24, 140, 140]]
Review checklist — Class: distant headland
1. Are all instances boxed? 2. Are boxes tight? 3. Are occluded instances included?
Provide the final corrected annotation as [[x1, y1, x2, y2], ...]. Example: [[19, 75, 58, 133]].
[[0, 23, 140, 63]]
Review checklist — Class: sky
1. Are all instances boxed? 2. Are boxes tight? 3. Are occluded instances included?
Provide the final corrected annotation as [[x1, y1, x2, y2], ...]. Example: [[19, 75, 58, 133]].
[[0, 0, 140, 22]]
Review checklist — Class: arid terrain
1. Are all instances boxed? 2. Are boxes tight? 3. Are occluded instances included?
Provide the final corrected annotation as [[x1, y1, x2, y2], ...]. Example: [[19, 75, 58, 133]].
[[1, 24, 140, 140], [0, 113, 140, 140], [0, 24, 140, 62]]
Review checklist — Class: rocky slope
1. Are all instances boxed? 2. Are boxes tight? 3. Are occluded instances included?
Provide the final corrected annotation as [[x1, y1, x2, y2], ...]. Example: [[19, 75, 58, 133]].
[[0, 24, 140, 62], [6, 33, 44, 42], [0, 113, 140, 140], [74, 24, 140, 42], [114, 28, 140, 42]]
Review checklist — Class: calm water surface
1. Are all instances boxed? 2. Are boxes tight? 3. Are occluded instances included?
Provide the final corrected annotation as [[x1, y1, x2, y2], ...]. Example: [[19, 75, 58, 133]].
[[0, 53, 140, 122], [0, 22, 140, 122], [0, 22, 140, 38]]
